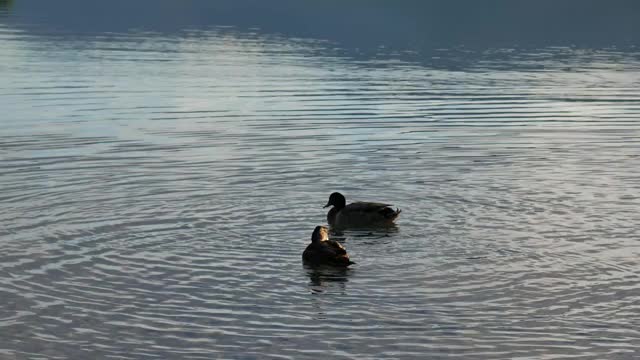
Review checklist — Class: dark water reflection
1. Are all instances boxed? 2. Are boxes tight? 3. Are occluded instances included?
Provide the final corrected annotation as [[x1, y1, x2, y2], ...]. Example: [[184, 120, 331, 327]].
[[1, 1, 640, 359], [305, 265, 350, 292]]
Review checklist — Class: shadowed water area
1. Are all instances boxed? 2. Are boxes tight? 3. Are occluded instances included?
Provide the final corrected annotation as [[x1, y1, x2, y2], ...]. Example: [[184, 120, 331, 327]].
[[1, 0, 640, 358]]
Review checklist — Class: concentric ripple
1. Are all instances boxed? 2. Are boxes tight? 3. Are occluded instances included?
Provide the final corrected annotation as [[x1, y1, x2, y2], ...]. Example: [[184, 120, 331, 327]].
[[2, 2, 640, 359]]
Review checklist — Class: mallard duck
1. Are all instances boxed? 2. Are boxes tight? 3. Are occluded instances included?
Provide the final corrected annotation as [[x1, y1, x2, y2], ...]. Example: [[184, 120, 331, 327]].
[[303, 226, 354, 266], [324, 192, 401, 228]]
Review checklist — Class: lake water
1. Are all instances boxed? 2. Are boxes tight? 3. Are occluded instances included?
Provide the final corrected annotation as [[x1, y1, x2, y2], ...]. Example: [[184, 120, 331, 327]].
[[1, 1, 640, 359]]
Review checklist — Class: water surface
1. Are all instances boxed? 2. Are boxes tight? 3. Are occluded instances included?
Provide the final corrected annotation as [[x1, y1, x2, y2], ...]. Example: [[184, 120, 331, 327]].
[[1, 1, 640, 359]]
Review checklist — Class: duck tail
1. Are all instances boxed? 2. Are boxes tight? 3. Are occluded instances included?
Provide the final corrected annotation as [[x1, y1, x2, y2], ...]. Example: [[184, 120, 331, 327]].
[[389, 207, 401, 220]]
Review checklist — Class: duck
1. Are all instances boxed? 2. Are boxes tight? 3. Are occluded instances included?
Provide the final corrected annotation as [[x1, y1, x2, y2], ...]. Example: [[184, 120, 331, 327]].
[[323, 192, 401, 228], [303, 226, 354, 266]]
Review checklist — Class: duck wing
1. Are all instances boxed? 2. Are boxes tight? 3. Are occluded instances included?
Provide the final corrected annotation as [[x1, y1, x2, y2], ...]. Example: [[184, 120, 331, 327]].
[[342, 201, 401, 222], [345, 201, 393, 213], [325, 240, 353, 265], [325, 240, 347, 255]]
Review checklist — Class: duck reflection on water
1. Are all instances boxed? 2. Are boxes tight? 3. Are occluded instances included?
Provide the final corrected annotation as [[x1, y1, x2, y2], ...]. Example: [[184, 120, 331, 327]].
[[304, 263, 350, 294]]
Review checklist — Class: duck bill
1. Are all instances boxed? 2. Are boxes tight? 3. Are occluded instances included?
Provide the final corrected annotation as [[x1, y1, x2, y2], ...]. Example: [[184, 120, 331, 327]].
[[323, 202, 331, 208]]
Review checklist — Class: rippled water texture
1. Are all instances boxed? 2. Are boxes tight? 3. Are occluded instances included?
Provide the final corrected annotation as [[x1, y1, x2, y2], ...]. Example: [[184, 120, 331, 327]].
[[1, 1, 640, 359]]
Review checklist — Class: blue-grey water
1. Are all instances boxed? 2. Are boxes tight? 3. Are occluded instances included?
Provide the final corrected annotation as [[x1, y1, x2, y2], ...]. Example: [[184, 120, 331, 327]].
[[1, 1, 640, 359]]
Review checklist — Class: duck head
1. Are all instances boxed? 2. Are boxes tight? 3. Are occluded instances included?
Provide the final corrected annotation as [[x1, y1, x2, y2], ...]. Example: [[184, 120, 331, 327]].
[[311, 225, 329, 243], [323, 192, 346, 209]]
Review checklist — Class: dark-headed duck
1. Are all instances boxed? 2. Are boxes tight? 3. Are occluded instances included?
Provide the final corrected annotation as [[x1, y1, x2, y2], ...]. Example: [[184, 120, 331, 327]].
[[323, 192, 401, 228]]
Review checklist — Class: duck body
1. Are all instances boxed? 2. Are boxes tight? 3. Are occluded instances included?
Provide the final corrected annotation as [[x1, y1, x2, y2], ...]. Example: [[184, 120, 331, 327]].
[[324, 192, 401, 228], [303, 226, 354, 267]]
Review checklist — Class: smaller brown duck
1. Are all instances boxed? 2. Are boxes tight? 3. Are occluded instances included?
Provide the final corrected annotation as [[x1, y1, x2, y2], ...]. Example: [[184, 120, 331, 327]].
[[324, 192, 401, 228], [303, 226, 354, 266]]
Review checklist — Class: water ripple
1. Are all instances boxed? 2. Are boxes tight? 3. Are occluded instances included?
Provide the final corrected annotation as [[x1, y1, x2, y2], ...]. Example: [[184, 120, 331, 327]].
[[1, 8, 640, 359]]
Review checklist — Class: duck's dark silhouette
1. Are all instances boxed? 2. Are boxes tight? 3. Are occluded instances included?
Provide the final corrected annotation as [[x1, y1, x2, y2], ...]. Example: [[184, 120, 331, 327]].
[[302, 226, 354, 267], [324, 192, 401, 228]]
